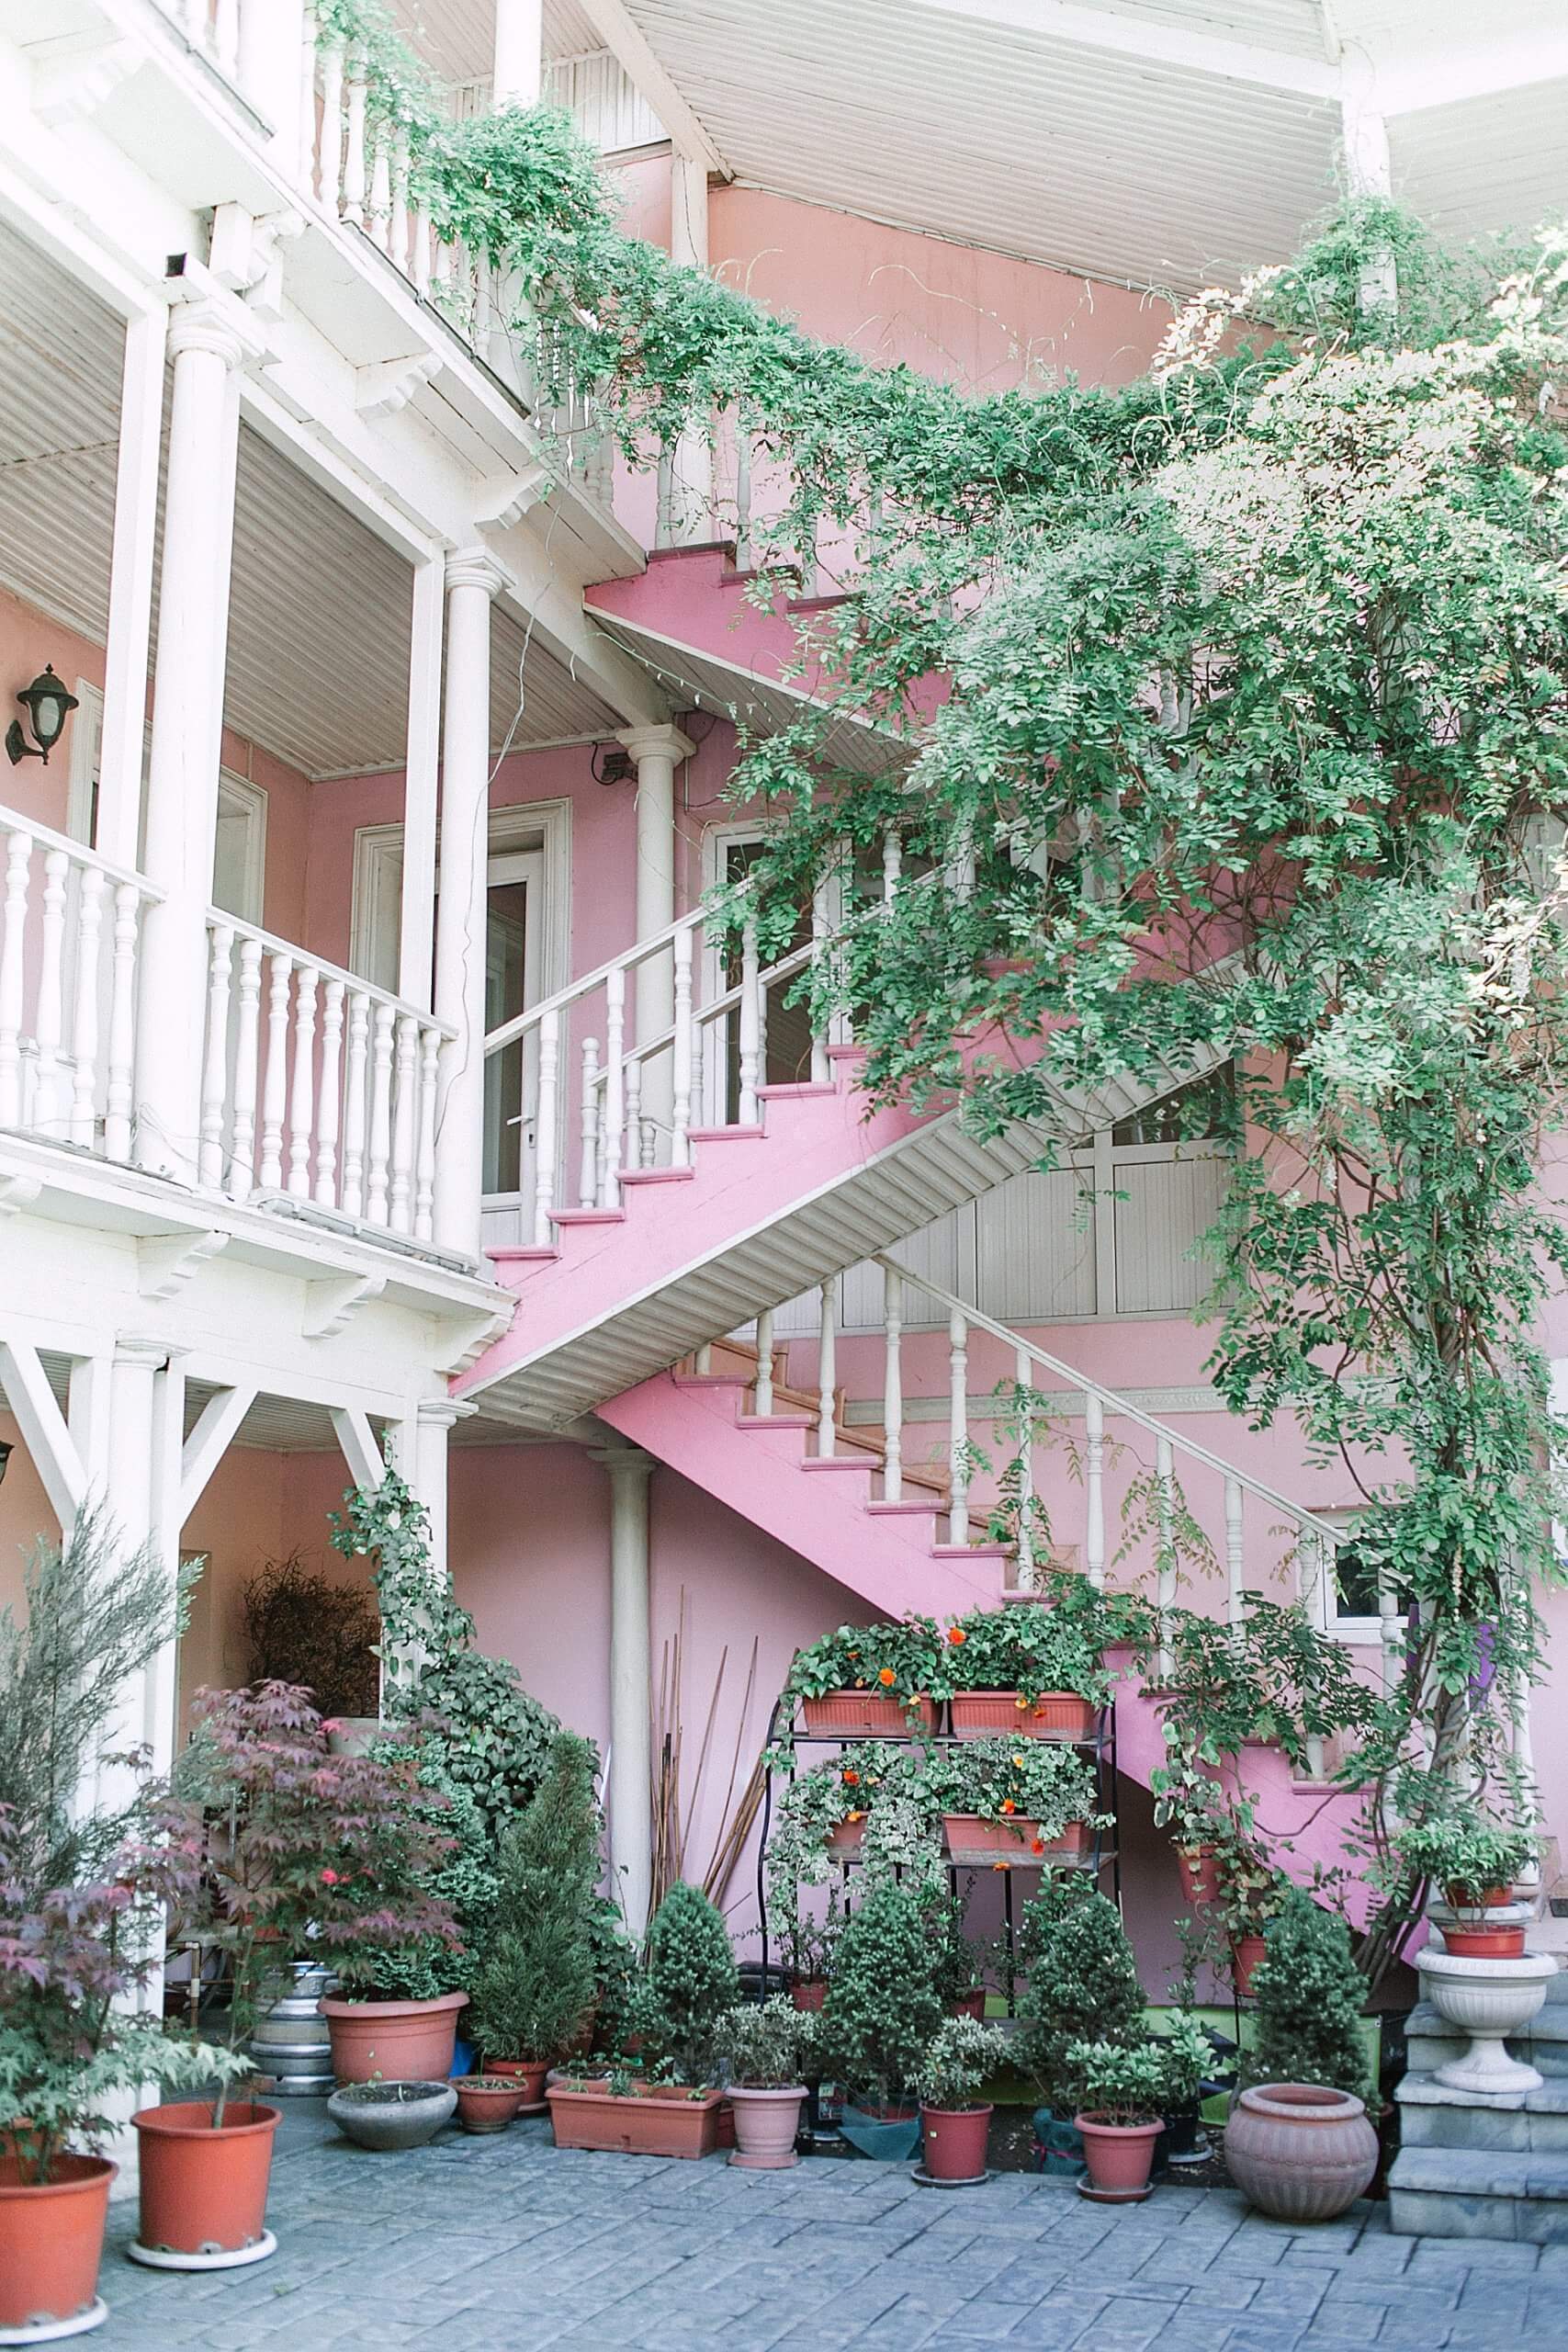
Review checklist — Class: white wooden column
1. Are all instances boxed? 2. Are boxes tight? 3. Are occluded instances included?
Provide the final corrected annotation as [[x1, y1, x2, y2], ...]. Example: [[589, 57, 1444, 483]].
[[669, 153, 713, 541], [432, 548, 503, 1256], [595, 1444, 656, 1937], [238, 0, 308, 177], [96, 308, 168, 868], [93, 1337, 181, 1811], [493, 0, 544, 106], [619, 723, 694, 1140], [392, 1395, 476, 1589], [134, 302, 248, 1182], [399, 554, 445, 1011]]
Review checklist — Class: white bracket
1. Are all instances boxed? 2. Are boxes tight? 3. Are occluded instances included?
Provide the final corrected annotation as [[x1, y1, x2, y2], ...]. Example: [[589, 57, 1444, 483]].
[[331, 1407, 387, 1494], [178, 1383, 257, 1524], [356, 353, 441, 422], [432, 1306, 513, 1374], [0, 1340, 85, 1528], [138, 1229, 229, 1304], [0, 1173, 42, 1217], [303, 1272, 388, 1340], [477, 467, 550, 532], [31, 35, 139, 126], [210, 203, 307, 323]]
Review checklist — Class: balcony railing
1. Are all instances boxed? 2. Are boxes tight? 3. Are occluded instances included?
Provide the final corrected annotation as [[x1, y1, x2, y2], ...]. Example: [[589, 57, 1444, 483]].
[[0, 811, 160, 1166]]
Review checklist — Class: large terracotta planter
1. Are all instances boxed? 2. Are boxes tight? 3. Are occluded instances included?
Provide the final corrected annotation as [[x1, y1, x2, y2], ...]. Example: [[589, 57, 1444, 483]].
[[942, 1814, 1089, 1864], [547, 2082, 723, 2159], [919, 2102, 992, 2183], [1231, 1933, 1268, 1996], [728, 2085, 805, 2169], [1418, 1950, 1556, 2094], [0, 2153, 115, 2338], [1074, 2114, 1162, 2202], [950, 1691, 1095, 1741], [130, 2101, 280, 2270], [321, 1989, 468, 2085], [1177, 1845, 1220, 1907], [801, 1691, 939, 1739], [481, 2057, 550, 2112], [1224, 2085, 1379, 2222]]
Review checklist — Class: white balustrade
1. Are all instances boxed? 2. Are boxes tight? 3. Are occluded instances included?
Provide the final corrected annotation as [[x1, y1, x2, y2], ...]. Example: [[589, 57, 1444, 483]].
[[754, 1307, 775, 1419], [0, 812, 158, 1163], [199, 914, 452, 1233], [948, 1307, 970, 1545], [882, 1265, 904, 1505], [816, 1280, 837, 1460]]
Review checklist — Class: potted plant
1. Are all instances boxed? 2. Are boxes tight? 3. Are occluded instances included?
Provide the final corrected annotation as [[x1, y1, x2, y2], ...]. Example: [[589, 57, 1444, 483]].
[[925, 1736, 1103, 1863], [912, 2016, 1006, 2183], [714, 1999, 816, 2168], [936, 1602, 1112, 1739], [1224, 1890, 1381, 2221], [1150, 1761, 1228, 1905], [1017, 1878, 1145, 2134], [1150, 2007, 1216, 2166], [783, 1620, 942, 1737], [468, 1732, 600, 2109], [1398, 1817, 1538, 1954], [547, 1883, 739, 2157], [1066, 2039, 1168, 2201], [772, 1902, 843, 2011], [820, 1881, 945, 2157]]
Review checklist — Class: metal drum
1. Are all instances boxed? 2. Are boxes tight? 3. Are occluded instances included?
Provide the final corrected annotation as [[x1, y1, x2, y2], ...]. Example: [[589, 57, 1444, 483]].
[[250, 1962, 335, 2096]]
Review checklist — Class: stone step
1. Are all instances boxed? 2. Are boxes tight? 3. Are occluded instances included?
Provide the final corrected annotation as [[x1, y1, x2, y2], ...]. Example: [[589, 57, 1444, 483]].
[[1396, 2070, 1568, 2154], [1388, 2144, 1568, 2242], [1406, 2000, 1568, 2079]]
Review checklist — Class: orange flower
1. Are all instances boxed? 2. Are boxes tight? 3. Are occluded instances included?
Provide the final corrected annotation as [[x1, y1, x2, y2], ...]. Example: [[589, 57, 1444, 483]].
[[1000, 1799, 1017, 1815], [878, 1668, 896, 1687], [1015, 1694, 1029, 1710], [991, 1860, 1008, 1872], [841, 1770, 860, 1786], [1011, 1755, 1026, 1769], [1032, 1837, 1045, 1855], [847, 1809, 863, 1823], [948, 1627, 967, 1646]]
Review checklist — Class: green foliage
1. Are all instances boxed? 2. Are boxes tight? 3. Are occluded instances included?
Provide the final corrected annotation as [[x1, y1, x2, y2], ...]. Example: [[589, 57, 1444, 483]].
[[926, 1737, 1103, 1847], [469, 1733, 601, 2063], [642, 1883, 740, 2086], [243, 1552, 379, 1721], [1065, 2038, 1168, 2128], [1155, 1603, 1379, 1781], [1396, 1816, 1537, 1901], [1151, 2010, 1217, 2111], [1017, 1881, 1145, 2108], [782, 1619, 941, 1711], [911, 2015, 1007, 2112], [937, 1598, 1114, 1707], [1245, 1890, 1371, 2102], [714, 1997, 816, 2089], [821, 1880, 947, 2107]]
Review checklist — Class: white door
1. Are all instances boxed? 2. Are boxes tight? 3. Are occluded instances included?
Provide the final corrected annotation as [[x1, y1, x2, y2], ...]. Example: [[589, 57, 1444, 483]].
[[482, 848, 545, 1245]]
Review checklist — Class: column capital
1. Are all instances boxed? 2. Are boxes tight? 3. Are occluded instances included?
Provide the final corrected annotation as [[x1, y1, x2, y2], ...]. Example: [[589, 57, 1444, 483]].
[[165, 300, 252, 372], [113, 1333, 182, 1371], [446, 546, 508, 600], [617, 723, 697, 766], [416, 1396, 479, 1430], [591, 1444, 656, 1483]]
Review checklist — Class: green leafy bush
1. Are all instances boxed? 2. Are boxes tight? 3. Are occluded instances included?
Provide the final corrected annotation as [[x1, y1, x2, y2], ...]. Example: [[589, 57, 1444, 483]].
[[243, 1551, 379, 1721], [936, 1600, 1113, 1707], [714, 1997, 816, 2088], [783, 1620, 941, 1712], [821, 1880, 946, 2108], [1245, 1889, 1371, 2102], [925, 1737, 1104, 1847], [1397, 1818, 1537, 1902], [912, 2016, 1006, 2112], [642, 1883, 740, 2086], [469, 1732, 601, 2063], [1017, 1881, 1144, 2108], [1065, 2038, 1168, 2126]]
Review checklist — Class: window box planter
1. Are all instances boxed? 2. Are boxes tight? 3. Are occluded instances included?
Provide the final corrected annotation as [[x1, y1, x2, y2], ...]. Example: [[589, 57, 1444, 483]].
[[480, 2057, 550, 2111], [1074, 2113, 1162, 2202], [546, 2081, 724, 2159], [950, 1691, 1094, 1741], [942, 1814, 1091, 1865], [321, 1990, 468, 2085], [801, 1691, 938, 1738], [919, 2101, 992, 2183], [0, 2153, 115, 2339], [129, 2101, 280, 2271]]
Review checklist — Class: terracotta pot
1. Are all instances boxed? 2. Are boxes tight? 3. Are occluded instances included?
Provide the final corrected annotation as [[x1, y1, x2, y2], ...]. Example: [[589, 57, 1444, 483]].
[[1442, 1923, 1527, 1960], [1177, 1845, 1221, 1907], [131, 2101, 279, 2266], [321, 1989, 468, 2084], [0, 2152, 116, 2334], [801, 1691, 939, 1739], [949, 1988, 987, 2022], [452, 2077, 526, 2134], [826, 1815, 865, 1860], [716, 2099, 736, 2151], [1231, 1933, 1268, 1996], [1224, 2084, 1380, 2222], [547, 2082, 723, 2159], [942, 1813, 1089, 1864], [1074, 2114, 1162, 2201], [949, 1691, 1095, 1741], [919, 2101, 992, 2182], [728, 2085, 805, 2169], [481, 2057, 550, 2110], [790, 1977, 828, 2014], [1445, 1883, 1511, 1911]]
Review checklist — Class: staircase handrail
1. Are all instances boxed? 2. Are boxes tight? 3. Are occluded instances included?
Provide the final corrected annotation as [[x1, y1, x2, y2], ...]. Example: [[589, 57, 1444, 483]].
[[482, 882, 751, 1061]]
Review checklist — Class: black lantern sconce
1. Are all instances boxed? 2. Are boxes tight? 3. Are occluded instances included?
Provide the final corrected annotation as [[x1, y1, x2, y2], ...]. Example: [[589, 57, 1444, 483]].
[[6, 665, 79, 768]]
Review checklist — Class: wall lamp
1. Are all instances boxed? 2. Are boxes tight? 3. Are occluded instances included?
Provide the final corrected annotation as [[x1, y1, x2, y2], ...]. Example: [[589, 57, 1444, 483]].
[[6, 665, 78, 768]]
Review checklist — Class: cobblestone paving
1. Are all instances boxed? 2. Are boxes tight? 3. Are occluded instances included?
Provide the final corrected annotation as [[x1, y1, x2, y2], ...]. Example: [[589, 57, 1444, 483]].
[[93, 2105, 1562, 2350]]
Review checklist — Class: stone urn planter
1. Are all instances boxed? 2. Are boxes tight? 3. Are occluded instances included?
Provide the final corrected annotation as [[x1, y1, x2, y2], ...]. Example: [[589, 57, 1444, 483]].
[[327, 2080, 457, 2152], [1419, 1949, 1557, 2093], [728, 2085, 806, 2169], [452, 2077, 526, 2134], [321, 1989, 468, 2085], [128, 2101, 280, 2270], [0, 2154, 116, 2342], [1224, 2085, 1379, 2222], [547, 2081, 724, 2159]]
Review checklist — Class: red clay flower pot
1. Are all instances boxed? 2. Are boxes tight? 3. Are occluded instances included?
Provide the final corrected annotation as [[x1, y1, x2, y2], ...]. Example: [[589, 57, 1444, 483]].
[[1177, 1845, 1221, 1906], [131, 2101, 279, 2266], [453, 2077, 526, 2133], [1442, 1923, 1527, 1960], [919, 2102, 992, 2182], [480, 2057, 550, 2111], [0, 2153, 116, 2333], [321, 1990, 468, 2084], [942, 1814, 1090, 1864], [801, 1691, 939, 1738], [547, 2082, 723, 2158], [826, 1815, 865, 1859], [1074, 2114, 1162, 2201], [790, 1977, 828, 2013], [728, 2086, 805, 2168], [1231, 1933, 1268, 1996], [950, 1692, 1094, 1740], [1446, 1883, 1511, 1910], [949, 1988, 987, 2022]]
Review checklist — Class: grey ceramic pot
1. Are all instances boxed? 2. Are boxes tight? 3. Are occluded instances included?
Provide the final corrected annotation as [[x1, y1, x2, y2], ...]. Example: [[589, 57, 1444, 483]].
[[327, 2079, 457, 2152]]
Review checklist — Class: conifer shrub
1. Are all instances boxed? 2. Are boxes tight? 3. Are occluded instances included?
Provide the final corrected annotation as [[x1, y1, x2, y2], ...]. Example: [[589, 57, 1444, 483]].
[[468, 1732, 601, 2064], [641, 1882, 740, 2086], [820, 1880, 946, 2110], [1016, 1878, 1144, 2109], [1245, 1889, 1371, 2102]]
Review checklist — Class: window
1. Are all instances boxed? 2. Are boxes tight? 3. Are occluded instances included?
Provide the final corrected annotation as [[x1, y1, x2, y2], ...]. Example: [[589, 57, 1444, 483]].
[[67, 681, 265, 924], [482, 853, 543, 1199]]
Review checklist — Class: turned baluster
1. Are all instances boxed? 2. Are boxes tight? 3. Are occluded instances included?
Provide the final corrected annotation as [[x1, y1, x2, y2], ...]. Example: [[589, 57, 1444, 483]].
[[532, 1006, 559, 1248], [68, 866, 106, 1148], [738, 921, 761, 1125], [0, 832, 30, 1130], [342, 45, 368, 229], [754, 1306, 775, 1419], [198, 922, 234, 1187], [947, 1306, 969, 1545], [257, 951, 292, 1191], [816, 1279, 837, 1460], [671, 925, 694, 1166], [601, 970, 625, 1209], [340, 989, 369, 1218], [103, 883, 141, 1162], [1224, 1477, 1246, 1632], [1084, 1390, 1105, 1591], [578, 1035, 601, 1207], [364, 999, 395, 1226], [882, 1266, 904, 1504], [314, 978, 344, 1207], [227, 936, 264, 1198], [31, 848, 68, 1136], [413, 1025, 440, 1240]]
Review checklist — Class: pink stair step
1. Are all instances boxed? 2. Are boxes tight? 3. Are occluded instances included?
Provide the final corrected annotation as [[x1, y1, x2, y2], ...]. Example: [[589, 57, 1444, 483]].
[[756, 1081, 838, 1101], [684, 1125, 766, 1144], [551, 1207, 628, 1227], [619, 1166, 696, 1186], [930, 1542, 1013, 1560], [736, 1411, 816, 1431], [865, 1499, 943, 1518], [800, 1454, 875, 1476], [487, 1244, 558, 1265]]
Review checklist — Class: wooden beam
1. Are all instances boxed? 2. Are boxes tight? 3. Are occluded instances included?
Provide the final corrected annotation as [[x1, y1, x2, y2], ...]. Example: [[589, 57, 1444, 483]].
[[0, 1341, 85, 1529], [576, 0, 732, 178], [918, 0, 1339, 96], [179, 1384, 257, 1524], [331, 1407, 386, 1494]]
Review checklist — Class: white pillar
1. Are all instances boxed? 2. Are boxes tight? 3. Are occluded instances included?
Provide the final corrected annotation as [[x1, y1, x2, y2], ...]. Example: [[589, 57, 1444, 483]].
[[618, 723, 694, 1140], [96, 308, 167, 868], [95, 1338, 175, 1806], [493, 0, 544, 107], [239, 0, 308, 177], [432, 548, 503, 1257], [669, 153, 713, 543], [399, 554, 445, 1010], [134, 304, 246, 1182], [596, 1445, 655, 1936], [396, 1395, 476, 1585]]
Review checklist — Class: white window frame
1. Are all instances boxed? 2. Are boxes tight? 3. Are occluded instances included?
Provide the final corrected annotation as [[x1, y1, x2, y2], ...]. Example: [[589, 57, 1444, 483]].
[[212, 772, 267, 926], [66, 681, 265, 925], [1308, 1507, 1393, 1649], [349, 797, 571, 1001]]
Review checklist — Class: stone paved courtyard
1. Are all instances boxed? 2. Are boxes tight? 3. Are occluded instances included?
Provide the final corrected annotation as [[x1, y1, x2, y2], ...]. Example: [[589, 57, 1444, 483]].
[[91, 2104, 1562, 2351]]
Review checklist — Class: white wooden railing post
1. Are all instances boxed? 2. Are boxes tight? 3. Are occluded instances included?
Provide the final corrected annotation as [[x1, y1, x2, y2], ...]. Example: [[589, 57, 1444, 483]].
[[318, 39, 344, 209], [389, 1011, 418, 1232], [532, 1006, 560, 1247], [948, 1307, 970, 1546], [342, 46, 368, 229], [816, 1280, 837, 1460], [671, 924, 694, 1165], [1156, 1433, 1176, 1680], [1084, 1389, 1105, 1590], [228, 935, 264, 1198], [199, 922, 233, 1187], [414, 1025, 440, 1241], [739, 921, 761, 1124], [340, 989, 369, 1218], [735, 425, 752, 568], [754, 1307, 775, 1419], [1224, 1476, 1246, 1631], [299, 7, 320, 198], [601, 968, 626, 1209], [68, 867, 106, 1148], [882, 1266, 904, 1505], [314, 978, 344, 1206], [365, 999, 395, 1226], [0, 833, 25, 1130], [578, 1036, 601, 1206], [32, 848, 68, 1136], [258, 952, 292, 1192], [1379, 1577, 1402, 1696], [810, 874, 832, 1083], [105, 883, 141, 1163], [1014, 1345, 1035, 1589], [623, 1058, 643, 1174], [286, 963, 320, 1198], [882, 826, 902, 903]]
